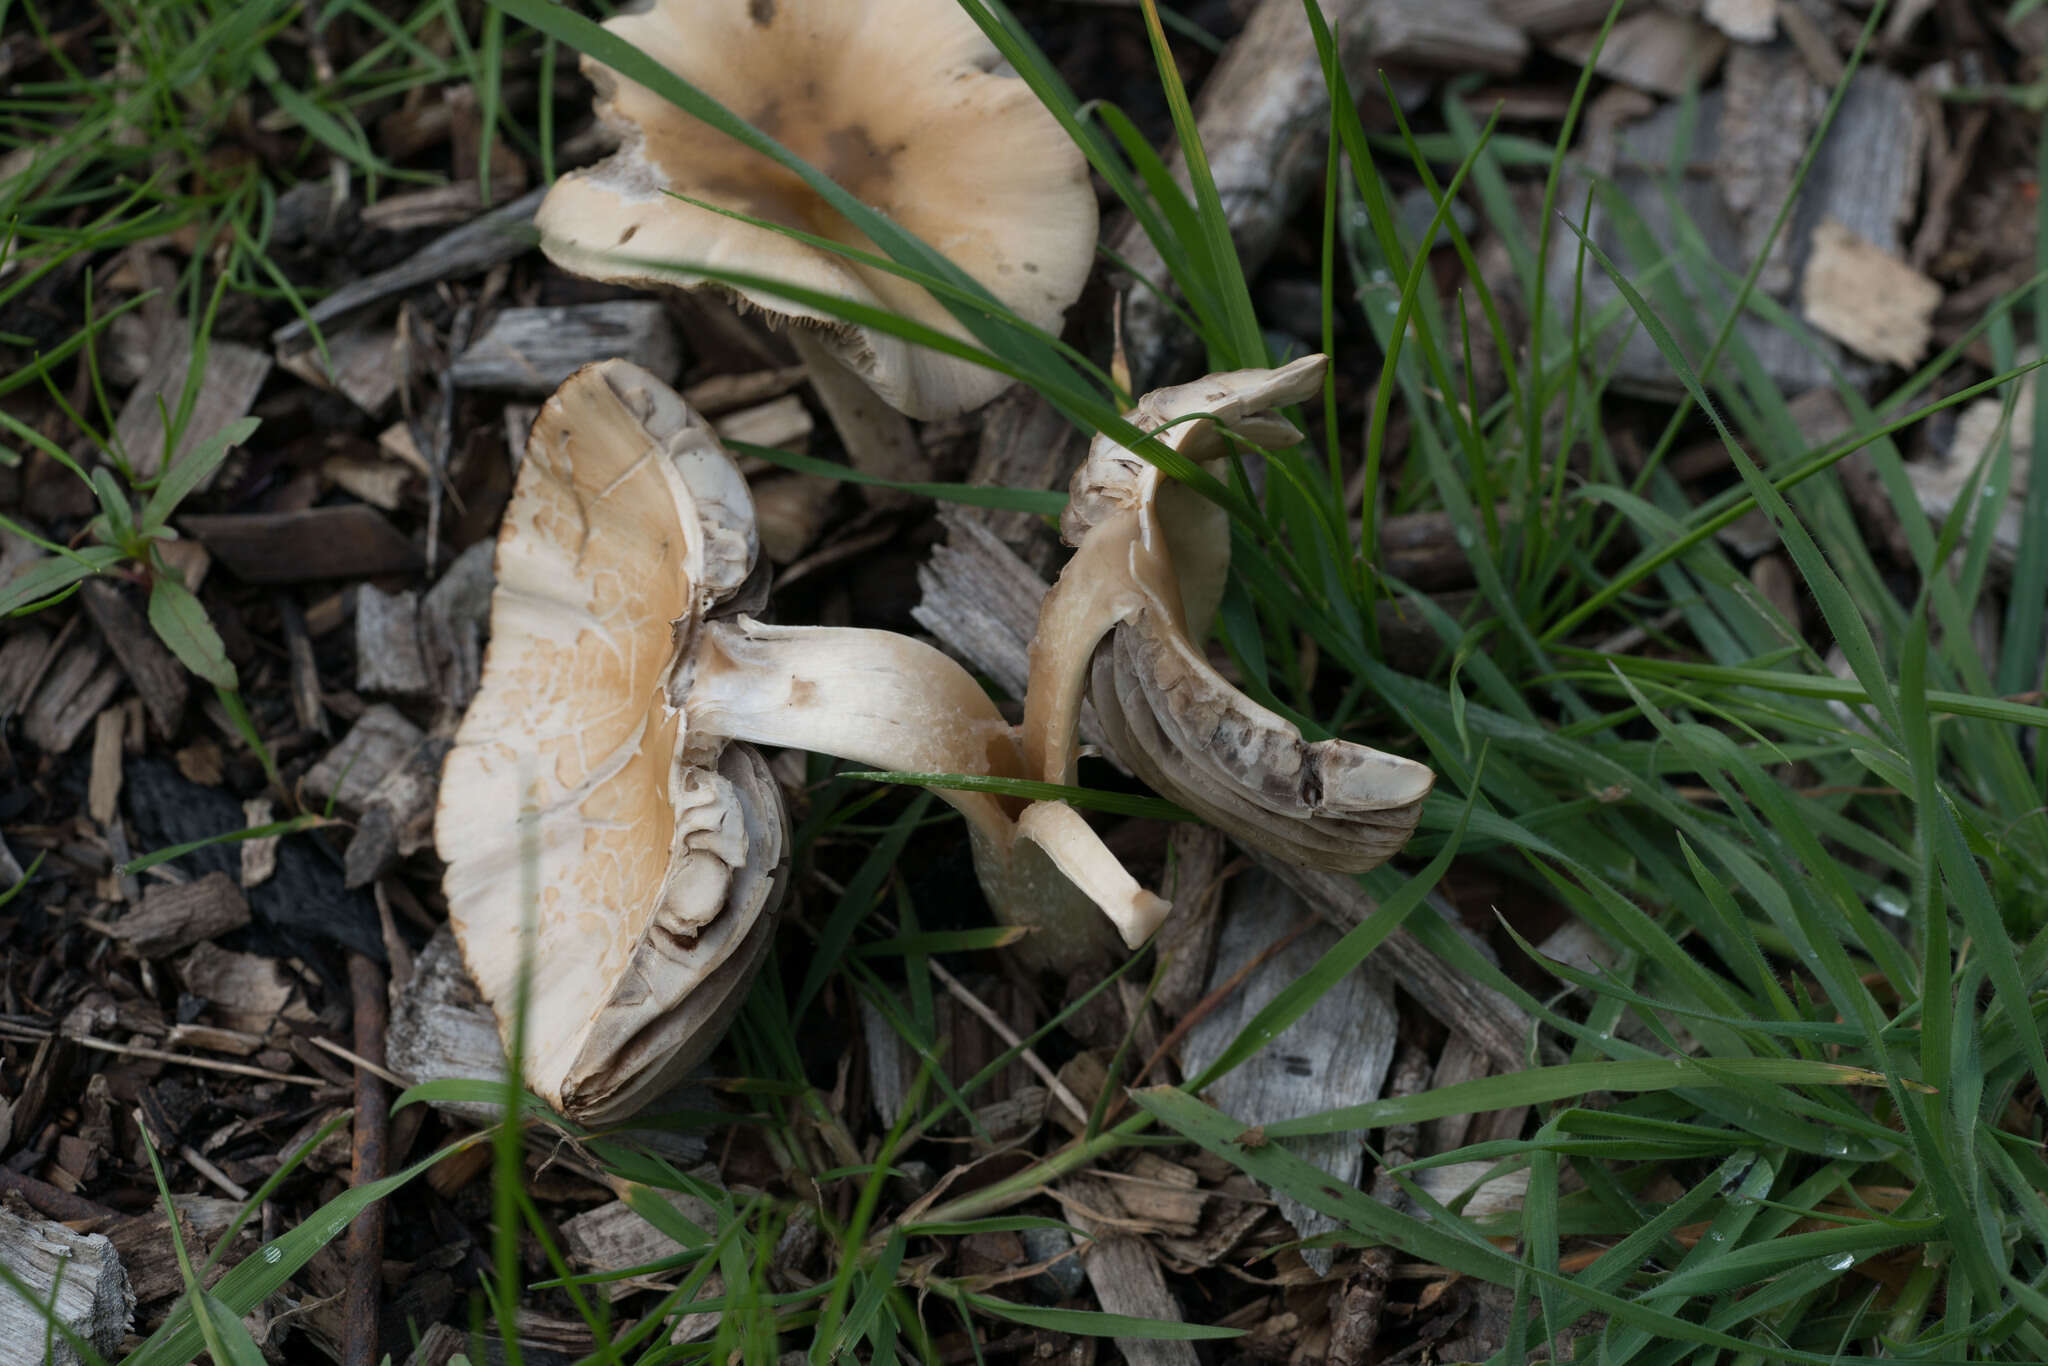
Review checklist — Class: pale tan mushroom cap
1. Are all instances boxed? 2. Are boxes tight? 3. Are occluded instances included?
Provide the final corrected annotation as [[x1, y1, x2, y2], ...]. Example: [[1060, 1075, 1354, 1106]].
[[535, 0, 1099, 420], [435, 359, 782, 1122]]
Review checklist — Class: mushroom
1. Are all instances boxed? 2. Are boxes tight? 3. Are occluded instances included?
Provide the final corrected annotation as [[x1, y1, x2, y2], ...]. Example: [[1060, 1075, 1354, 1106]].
[[1022, 356, 1437, 873], [533, 0, 1100, 486], [439, 361, 1160, 1122]]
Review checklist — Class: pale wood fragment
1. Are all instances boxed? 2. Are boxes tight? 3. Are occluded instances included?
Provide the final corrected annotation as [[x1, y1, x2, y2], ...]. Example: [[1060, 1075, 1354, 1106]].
[[1065, 1176, 1199, 1366], [560, 1187, 720, 1302], [276, 324, 407, 418], [113, 334, 271, 480], [1491, 0, 1636, 36], [89, 711, 125, 826], [1180, 870, 1395, 1274], [1549, 10, 1727, 96], [176, 940, 311, 1033], [304, 704, 425, 812], [24, 640, 121, 754], [1371, 0, 1529, 73], [1703, 0, 1776, 41], [714, 394, 813, 449], [0, 1206, 132, 1365], [1800, 218, 1942, 367], [355, 585, 431, 696]]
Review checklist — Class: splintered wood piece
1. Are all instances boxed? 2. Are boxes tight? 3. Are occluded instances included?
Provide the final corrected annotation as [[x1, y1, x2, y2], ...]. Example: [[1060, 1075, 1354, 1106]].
[[1800, 218, 1942, 367], [276, 324, 407, 418], [449, 302, 683, 395], [106, 1196, 246, 1308], [113, 334, 271, 480], [0, 625, 51, 716], [1112, 0, 1374, 388], [418, 539, 495, 712], [176, 940, 312, 1033], [24, 640, 122, 754], [1369, 0, 1529, 73], [241, 797, 280, 889], [1488, 0, 1624, 36], [1717, 46, 1824, 297], [113, 872, 251, 958], [80, 579, 188, 737], [271, 186, 545, 350], [355, 585, 430, 696], [0, 1207, 132, 1364], [1117, 1154, 1208, 1236], [1180, 869, 1395, 1274], [181, 506, 422, 583], [1064, 1176, 1200, 1366], [1152, 825, 1229, 1019], [1254, 854, 1543, 1074], [89, 711, 125, 826], [560, 1190, 720, 1302], [305, 705, 425, 812], [342, 733, 450, 886], [359, 179, 525, 232], [1550, 11, 1728, 97]]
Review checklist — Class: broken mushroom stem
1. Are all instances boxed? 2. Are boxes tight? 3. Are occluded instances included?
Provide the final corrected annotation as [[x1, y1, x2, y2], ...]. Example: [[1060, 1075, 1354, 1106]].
[[680, 615, 1168, 955], [1023, 354, 1437, 877]]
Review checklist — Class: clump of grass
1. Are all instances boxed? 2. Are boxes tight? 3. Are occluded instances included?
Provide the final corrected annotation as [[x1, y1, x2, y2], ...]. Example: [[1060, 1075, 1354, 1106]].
[[28, 0, 2048, 1360]]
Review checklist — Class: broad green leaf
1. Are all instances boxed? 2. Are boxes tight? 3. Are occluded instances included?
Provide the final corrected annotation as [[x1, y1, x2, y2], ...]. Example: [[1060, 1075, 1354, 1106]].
[[148, 574, 238, 690]]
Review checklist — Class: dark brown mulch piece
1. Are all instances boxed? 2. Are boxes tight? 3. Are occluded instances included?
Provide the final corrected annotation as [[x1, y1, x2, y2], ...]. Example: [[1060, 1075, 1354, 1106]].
[[180, 505, 424, 584], [102, 871, 251, 959]]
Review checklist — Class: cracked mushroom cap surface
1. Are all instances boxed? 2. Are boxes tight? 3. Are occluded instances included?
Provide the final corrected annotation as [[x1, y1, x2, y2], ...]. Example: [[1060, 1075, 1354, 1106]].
[[535, 0, 1099, 420], [435, 360, 788, 1125], [1031, 356, 1436, 875]]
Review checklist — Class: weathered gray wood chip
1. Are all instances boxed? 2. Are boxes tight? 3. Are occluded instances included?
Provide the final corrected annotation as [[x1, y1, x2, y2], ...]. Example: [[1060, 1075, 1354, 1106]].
[[1180, 869, 1396, 1276]]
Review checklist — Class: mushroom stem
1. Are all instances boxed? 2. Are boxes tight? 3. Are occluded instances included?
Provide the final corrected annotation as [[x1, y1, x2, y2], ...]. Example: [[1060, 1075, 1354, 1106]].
[[1019, 508, 1148, 787], [788, 326, 926, 509], [686, 615, 1021, 848], [685, 614, 1167, 960], [1015, 800, 1170, 948]]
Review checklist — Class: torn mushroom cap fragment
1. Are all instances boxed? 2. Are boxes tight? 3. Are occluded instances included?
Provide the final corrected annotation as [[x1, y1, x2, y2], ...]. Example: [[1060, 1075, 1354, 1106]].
[[533, 0, 1098, 422], [438, 361, 1162, 1124], [1024, 355, 1436, 874]]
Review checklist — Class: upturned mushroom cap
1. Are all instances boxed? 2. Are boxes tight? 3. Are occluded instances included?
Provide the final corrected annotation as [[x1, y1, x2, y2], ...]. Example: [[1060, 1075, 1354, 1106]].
[[442, 362, 1176, 1112], [435, 359, 788, 1126], [534, 0, 1099, 421], [1024, 356, 1436, 875]]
